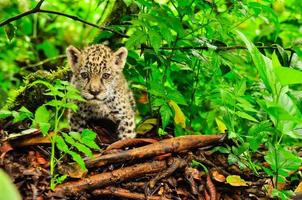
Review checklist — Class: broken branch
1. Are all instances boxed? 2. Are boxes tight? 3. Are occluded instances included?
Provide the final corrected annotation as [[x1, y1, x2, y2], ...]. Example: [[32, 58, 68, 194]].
[[54, 160, 167, 195], [86, 134, 224, 168], [92, 187, 169, 200]]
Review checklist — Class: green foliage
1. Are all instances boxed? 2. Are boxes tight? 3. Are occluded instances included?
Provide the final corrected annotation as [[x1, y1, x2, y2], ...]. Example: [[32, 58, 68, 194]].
[[26, 79, 99, 190], [264, 145, 301, 185], [0, 169, 21, 200], [1, 0, 302, 196], [0, 79, 100, 189]]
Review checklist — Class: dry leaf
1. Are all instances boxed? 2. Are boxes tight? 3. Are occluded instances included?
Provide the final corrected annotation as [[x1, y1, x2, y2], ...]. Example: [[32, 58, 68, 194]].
[[35, 152, 48, 165], [168, 100, 186, 128], [158, 186, 164, 195], [186, 167, 201, 180], [295, 181, 302, 193], [58, 163, 87, 178], [136, 118, 157, 134], [0, 141, 13, 153], [138, 92, 149, 104], [212, 170, 225, 182], [226, 175, 248, 186], [215, 117, 227, 133]]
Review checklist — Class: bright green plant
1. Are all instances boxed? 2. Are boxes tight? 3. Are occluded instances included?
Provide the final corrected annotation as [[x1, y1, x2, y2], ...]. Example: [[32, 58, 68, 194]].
[[0, 79, 100, 189], [0, 169, 21, 200], [30, 80, 100, 189]]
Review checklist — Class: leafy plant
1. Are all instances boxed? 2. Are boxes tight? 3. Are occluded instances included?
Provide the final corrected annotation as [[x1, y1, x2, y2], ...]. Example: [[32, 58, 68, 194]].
[[30, 80, 100, 189], [0, 79, 100, 189]]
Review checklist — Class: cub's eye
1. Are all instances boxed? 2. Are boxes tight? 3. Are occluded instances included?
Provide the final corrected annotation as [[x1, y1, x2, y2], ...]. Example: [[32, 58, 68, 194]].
[[102, 73, 110, 79], [80, 72, 89, 79]]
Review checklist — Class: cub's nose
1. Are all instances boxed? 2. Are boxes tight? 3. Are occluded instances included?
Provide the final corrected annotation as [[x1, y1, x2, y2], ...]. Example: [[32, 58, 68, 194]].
[[89, 89, 100, 96]]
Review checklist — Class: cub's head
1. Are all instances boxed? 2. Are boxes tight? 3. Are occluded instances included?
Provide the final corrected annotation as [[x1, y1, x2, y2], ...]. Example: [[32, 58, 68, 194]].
[[66, 44, 128, 100]]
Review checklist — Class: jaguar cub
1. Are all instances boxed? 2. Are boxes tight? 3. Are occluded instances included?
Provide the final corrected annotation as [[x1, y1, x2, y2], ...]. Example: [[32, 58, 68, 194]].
[[66, 44, 136, 139]]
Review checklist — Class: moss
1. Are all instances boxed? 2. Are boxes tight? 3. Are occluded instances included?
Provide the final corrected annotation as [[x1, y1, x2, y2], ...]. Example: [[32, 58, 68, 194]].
[[4, 66, 71, 111]]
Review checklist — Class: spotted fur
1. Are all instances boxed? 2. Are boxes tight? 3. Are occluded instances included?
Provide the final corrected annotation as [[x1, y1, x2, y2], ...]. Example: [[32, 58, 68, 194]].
[[66, 44, 136, 139]]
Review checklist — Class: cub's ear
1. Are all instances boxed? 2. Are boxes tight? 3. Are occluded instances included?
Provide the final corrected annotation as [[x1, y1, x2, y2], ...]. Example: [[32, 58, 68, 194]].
[[66, 45, 81, 72], [113, 47, 128, 70]]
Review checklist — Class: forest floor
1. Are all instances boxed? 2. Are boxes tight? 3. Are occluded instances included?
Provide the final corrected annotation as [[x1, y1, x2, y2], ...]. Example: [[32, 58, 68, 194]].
[[0, 119, 298, 200]]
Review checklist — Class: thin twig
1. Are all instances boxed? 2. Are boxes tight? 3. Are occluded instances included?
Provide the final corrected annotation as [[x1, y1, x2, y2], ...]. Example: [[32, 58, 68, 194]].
[[0, 0, 128, 38], [141, 44, 293, 52], [0, 0, 44, 27], [38, 9, 128, 38], [24, 55, 66, 69]]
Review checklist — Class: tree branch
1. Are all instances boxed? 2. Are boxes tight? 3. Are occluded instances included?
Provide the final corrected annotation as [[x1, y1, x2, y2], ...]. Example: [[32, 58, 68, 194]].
[[0, 0, 128, 38], [23, 54, 66, 69], [0, 0, 44, 27], [38, 9, 128, 38], [141, 44, 294, 52]]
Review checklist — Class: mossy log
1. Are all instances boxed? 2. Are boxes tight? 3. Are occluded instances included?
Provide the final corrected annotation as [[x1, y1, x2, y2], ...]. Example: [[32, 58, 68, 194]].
[[4, 66, 71, 111]]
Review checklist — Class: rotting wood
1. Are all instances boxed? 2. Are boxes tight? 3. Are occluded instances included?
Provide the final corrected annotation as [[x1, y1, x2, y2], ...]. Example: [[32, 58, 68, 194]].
[[86, 134, 225, 168], [148, 157, 187, 188], [92, 187, 169, 200], [206, 174, 217, 200], [105, 138, 158, 151], [54, 160, 167, 195]]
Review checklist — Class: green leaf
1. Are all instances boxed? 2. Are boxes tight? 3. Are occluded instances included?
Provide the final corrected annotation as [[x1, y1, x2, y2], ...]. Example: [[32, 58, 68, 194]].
[[37, 41, 59, 58], [19, 106, 32, 115], [0, 169, 21, 200], [68, 151, 86, 170], [158, 127, 167, 136], [62, 103, 78, 112], [123, 0, 132, 7], [149, 29, 162, 53], [81, 129, 97, 141], [79, 130, 100, 150], [159, 104, 172, 129], [136, 118, 157, 135], [31, 80, 55, 91], [0, 110, 12, 119], [236, 97, 257, 113], [166, 88, 187, 105], [70, 132, 82, 141], [39, 122, 51, 136], [55, 135, 69, 153], [65, 91, 85, 102], [265, 145, 302, 179], [55, 174, 67, 185], [248, 121, 272, 151], [126, 29, 147, 49], [44, 90, 65, 98], [273, 52, 302, 85], [149, 81, 166, 97], [236, 31, 277, 94], [271, 189, 294, 200], [62, 133, 76, 145], [174, 124, 185, 137], [73, 142, 93, 157], [12, 107, 33, 123], [46, 100, 63, 107], [235, 111, 258, 122], [4, 23, 15, 41], [152, 98, 166, 107], [35, 105, 50, 123]]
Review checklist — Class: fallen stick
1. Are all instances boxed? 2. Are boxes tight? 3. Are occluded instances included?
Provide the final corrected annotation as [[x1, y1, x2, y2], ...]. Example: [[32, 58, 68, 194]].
[[105, 138, 158, 151], [92, 187, 169, 200], [206, 174, 217, 200], [54, 160, 167, 195], [149, 157, 187, 188], [86, 134, 224, 168]]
